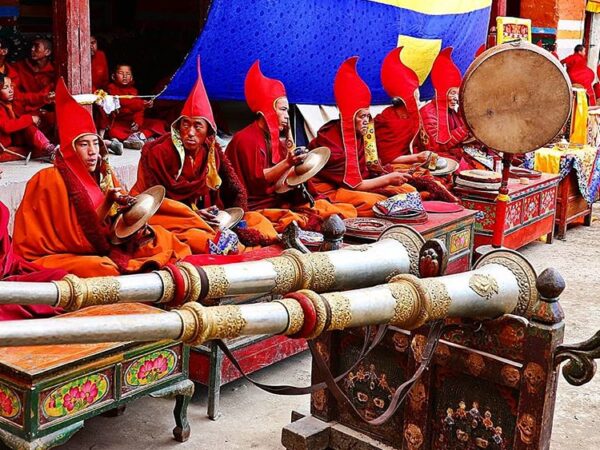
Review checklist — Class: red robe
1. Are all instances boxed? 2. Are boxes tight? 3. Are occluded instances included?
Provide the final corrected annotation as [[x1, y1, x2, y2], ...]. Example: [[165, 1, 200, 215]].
[[561, 53, 587, 73], [0, 101, 50, 161], [308, 120, 414, 216], [0, 201, 65, 320], [374, 105, 419, 165], [228, 121, 356, 228], [91, 50, 109, 91], [105, 82, 165, 140], [12, 59, 55, 112]]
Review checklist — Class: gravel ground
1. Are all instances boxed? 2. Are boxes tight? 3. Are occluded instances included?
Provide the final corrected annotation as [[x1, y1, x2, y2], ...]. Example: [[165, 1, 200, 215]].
[[62, 213, 600, 450]]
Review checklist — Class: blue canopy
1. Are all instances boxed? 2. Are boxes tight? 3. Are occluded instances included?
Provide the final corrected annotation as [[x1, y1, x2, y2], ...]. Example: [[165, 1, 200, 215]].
[[160, 0, 491, 104]]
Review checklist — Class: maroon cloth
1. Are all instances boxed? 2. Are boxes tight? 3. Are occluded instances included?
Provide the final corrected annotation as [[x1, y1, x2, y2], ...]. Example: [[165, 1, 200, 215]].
[[104, 82, 166, 140], [0, 201, 65, 320], [132, 133, 247, 209], [12, 59, 55, 113], [374, 105, 419, 165], [308, 119, 369, 188], [184, 244, 282, 266], [91, 50, 109, 91], [227, 121, 286, 209]]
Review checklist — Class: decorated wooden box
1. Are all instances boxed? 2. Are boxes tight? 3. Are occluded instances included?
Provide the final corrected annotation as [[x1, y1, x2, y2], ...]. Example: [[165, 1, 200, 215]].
[[0, 304, 192, 448], [457, 174, 560, 250], [306, 310, 564, 450]]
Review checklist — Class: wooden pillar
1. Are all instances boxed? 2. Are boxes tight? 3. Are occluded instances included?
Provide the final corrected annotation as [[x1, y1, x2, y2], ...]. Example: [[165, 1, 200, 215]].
[[52, 0, 91, 94]]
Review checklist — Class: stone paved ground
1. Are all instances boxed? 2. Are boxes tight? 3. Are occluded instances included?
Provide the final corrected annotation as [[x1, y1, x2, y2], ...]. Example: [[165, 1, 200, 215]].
[[63, 213, 600, 450]]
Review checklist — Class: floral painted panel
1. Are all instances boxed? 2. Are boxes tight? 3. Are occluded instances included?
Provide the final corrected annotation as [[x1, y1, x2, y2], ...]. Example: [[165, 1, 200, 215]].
[[0, 383, 22, 425], [522, 194, 540, 223], [41, 373, 110, 423], [540, 188, 556, 215], [123, 349, 178, 390], [505, 201, 522, 230], [449, 229, 471, 255]]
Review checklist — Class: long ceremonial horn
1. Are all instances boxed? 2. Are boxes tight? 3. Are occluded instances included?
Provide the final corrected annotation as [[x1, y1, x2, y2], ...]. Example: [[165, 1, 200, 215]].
[[0, 250, 540, 347], [0, 226, 425, 311]]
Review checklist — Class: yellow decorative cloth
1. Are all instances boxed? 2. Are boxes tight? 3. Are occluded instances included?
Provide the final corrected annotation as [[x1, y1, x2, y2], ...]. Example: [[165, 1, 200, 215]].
[[570, 89, 589, 145], [363, 119, 381, 166], [535, 145, 596, 175], [587, 0, 600, 13]]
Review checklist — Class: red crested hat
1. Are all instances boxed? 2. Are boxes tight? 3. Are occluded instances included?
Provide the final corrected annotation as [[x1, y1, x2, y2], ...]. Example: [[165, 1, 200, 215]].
[[381, 47, 419, 115], [55, 78, 105, 209], [244, 61, 287, 164], [179, 56, 216, 133], [334, 57, 371, 188], [431, 47, 462, 144]]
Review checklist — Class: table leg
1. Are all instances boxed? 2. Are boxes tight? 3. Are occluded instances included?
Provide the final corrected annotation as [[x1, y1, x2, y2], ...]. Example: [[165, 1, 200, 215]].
[[207, 341, 224, 420], [584, 211, 593, 227], [546, 230, 554, 244], [151, 378, 195, 442]]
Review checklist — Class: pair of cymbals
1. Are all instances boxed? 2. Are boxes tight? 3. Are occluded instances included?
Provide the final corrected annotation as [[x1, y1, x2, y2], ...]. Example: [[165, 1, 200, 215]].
[[275, 147, 331, 193]]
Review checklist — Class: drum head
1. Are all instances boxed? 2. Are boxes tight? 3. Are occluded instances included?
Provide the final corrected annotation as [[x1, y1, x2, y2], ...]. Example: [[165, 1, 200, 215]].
[[461, 41, 572, 154]]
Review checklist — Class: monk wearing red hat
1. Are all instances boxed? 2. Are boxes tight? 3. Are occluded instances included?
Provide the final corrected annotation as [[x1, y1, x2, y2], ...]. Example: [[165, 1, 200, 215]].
[[375, 47, 428, 168], [132, 59, 279, 248], [418, 48, 483, 171], [308, 57, 415, 217], [228, 61, 356, 231], [12, 79, 192, 277]]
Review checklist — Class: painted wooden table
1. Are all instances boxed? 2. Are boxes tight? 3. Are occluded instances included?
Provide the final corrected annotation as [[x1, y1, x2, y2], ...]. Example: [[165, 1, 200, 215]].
[[0, 303, 193, 449], [456, 174, 560, 250], [345, 209, 477, 275], [555, 170, 593, 239]]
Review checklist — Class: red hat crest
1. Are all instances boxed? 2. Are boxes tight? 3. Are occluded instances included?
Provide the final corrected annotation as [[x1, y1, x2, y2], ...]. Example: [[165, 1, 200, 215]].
[[334, 57, 371, 188], [179, 57, 216, 133], [244, 61, 287, 164], [55, 78, 105, 208], [381, 47, 420, 114], [475, 44, 486, 58], [431, 47, 462, 144]]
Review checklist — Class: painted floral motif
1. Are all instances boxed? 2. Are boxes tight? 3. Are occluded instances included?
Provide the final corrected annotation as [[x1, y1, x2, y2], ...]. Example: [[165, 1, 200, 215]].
[[0, 384, 20, 419], [42, 374, 109, 419], [449, 229, 471, 254], [522, 195, 540, 222], [125, 349, 177, 387], [505, 201, 522, 230], [540, 189, 556, 214]]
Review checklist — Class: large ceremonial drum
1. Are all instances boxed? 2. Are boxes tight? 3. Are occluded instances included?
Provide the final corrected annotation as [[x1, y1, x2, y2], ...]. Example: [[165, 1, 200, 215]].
[[461, 41, 572, 154]]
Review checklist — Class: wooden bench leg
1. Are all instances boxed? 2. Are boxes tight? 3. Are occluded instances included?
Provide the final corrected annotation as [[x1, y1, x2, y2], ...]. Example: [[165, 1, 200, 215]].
[[207, 341, 224, 420], [152, 378, 195, 443], [546, 229, 555, 244], [584, 211, 593, 227]]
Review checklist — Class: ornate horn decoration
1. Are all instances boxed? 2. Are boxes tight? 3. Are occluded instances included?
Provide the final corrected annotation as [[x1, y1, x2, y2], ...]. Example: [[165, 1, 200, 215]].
[[0, 250, 540, 347], [0, 226, 425, 311]]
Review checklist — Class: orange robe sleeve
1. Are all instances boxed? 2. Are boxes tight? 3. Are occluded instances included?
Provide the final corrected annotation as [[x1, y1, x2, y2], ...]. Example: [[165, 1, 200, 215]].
[[12, 167, 191, 277]]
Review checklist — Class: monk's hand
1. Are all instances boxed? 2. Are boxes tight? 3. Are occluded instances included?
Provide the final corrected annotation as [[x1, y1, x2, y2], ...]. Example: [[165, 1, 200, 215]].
[[416, 151, 431, 163], [131, 122, 140, 132], [45, 91, 55, 103], [107, 188, 136, 208], [287, 147, 308, 166], [198, 207, 220, 227], [385, 172, 411, 186], [31, 115, 41, 126]]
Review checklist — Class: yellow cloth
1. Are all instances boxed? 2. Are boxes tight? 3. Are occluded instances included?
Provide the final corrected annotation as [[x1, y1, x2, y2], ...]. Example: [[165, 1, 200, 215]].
[[570, 89, 589, 145], [534, 144, 597, 174], [587, 0, 600, 13], [363, 119, 380, 166]]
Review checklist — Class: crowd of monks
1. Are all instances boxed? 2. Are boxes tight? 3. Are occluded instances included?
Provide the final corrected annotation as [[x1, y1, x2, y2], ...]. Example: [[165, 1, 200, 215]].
[[0, 35, 492, 320]]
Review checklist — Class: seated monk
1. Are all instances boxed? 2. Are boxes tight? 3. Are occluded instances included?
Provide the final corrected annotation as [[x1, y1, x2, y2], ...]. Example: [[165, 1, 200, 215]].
[[0, 73, 56, 162], [12, 79, 192, 277], [131, 59, 279, 248], [227, 61, 356, 231], [418, 48, 487, 172], [308, 57, 415, 217], [91, 36, 109, 91], [0, 200, 65, 320], [12, 37, 55, 133], [104, 64, 166, 148], [374, 47, 428, 168]]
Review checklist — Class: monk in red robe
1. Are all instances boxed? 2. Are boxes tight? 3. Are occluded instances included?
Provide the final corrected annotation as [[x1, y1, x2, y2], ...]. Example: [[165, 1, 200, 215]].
[[91, 36, 109, 91], [418, 48, 486, 172], [12, 38, 55, 117], [0, 73, 55, 162], [13, 79, 191, 277], [228, 61, 356, 231], [132, 59, 279, 248], [0, 200, 65, 320], [309, 57, 415, 217], [561, 44, 587, 72], [104, 64, 165, 147], [375, 47, 429, 168]]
